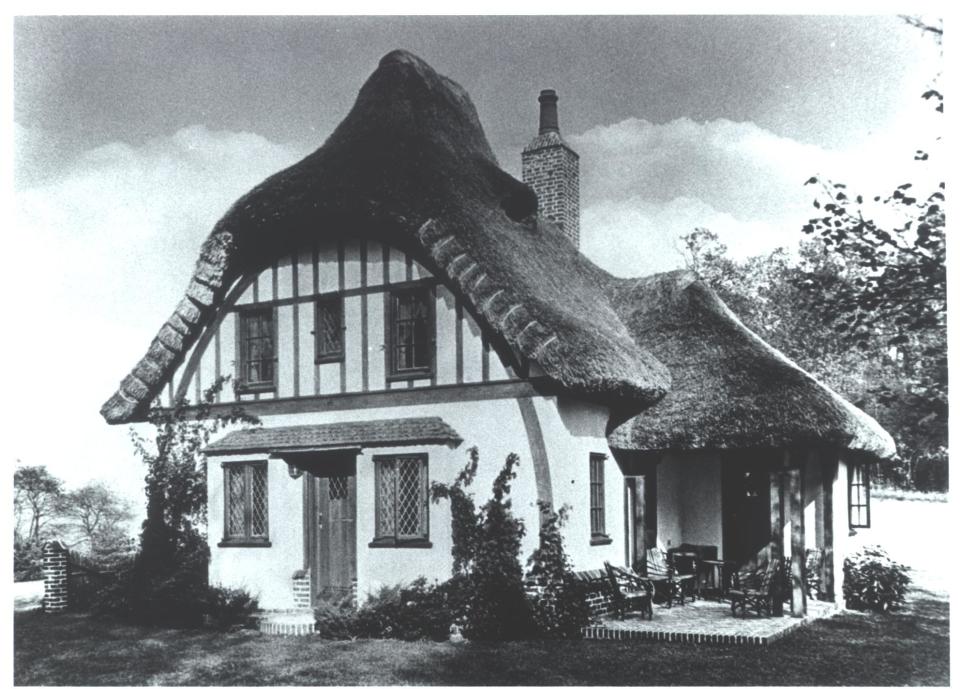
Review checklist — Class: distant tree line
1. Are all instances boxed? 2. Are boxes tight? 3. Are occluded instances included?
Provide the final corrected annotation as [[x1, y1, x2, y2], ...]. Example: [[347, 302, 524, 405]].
[[14, 464, 136, 580]]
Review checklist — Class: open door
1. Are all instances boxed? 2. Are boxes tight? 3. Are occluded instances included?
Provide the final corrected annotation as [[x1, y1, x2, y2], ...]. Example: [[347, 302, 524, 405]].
[[722, 457, 773, 566], [303, 452, 357, 604], [624, 470, 657, 571]]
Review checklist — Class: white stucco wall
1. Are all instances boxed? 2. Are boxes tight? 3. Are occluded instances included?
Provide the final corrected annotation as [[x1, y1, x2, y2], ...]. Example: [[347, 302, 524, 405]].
[[206, 393, 613, 606], [536, 397, 622, 571], [208, 454, 305, 610], [654, 453, 723, 556]]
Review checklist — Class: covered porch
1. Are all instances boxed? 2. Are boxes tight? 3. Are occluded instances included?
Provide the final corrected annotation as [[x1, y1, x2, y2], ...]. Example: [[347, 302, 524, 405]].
[[615, 447, 850, 617]]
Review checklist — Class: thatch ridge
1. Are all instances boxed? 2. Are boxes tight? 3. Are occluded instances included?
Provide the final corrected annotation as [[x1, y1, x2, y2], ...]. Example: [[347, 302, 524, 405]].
[[100, 49, 670, 424], [605, 270, 896, 458]]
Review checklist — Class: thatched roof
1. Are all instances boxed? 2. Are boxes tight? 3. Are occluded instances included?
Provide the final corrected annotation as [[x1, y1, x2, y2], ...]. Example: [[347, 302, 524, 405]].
[[605, 271, 896, 459], [99, 50, 894, 462], [99, 49, 669, 425]]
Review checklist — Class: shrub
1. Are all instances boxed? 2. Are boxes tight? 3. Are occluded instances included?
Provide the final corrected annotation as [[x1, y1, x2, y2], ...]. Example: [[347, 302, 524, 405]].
[[14, 540, 44, 582], [526, 503, 591, 638], [843, 546, 911, 612], [313, 595, 359, 639], [204, 586, 259, 630]]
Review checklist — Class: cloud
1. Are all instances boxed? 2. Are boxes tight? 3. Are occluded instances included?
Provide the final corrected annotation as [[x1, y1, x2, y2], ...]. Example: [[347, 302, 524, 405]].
[[11, 126, 306, 507], [570, 116, 940, 277]]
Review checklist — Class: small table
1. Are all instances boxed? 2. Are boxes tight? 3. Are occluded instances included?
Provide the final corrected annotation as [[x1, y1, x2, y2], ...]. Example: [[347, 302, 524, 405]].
[[701, 559, 736, 601]]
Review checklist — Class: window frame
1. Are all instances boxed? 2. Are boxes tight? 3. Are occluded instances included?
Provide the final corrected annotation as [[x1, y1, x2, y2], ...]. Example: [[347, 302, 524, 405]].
[[235, 305, 278, 393], [385, 285, 436, 382], [589, 452, 612, 545], [370, 453, 431, 548], [848, 462, 871, 529], [314, 294, 345, 364], [219, 460, 271, 547]]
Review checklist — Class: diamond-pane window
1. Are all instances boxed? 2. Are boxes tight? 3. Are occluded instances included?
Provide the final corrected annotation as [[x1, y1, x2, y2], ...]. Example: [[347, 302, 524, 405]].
[[374, 455, 428, 544], [222, 462, 269, 544], [315, 297, 344, 363]]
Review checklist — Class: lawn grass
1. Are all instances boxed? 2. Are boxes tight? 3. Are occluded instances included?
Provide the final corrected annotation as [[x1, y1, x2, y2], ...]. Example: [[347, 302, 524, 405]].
[[14, 590, 948, 686]]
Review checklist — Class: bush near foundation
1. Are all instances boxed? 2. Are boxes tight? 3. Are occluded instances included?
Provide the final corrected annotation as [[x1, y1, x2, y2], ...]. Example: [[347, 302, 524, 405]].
[[843, 546, 911, 612]]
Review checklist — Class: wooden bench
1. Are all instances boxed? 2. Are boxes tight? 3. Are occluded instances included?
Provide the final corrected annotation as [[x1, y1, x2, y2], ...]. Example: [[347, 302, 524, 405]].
[[604, 562, 653, 620]]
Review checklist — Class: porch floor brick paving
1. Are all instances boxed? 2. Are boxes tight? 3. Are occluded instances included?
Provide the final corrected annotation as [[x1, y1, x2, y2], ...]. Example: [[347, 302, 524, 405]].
[[583, 597, 838, 646]]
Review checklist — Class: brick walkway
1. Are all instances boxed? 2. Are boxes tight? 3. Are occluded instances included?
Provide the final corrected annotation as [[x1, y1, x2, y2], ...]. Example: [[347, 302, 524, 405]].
[[583, 597, 838, 646]]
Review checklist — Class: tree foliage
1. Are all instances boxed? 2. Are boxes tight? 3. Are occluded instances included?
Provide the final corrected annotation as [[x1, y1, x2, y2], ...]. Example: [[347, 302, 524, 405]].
[[57, 482, 135, 566], [14, 464, 63, 546]]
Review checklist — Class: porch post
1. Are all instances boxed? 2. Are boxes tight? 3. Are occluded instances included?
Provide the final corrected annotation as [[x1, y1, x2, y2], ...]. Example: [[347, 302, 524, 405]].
[[633, 475, 646, 570], [787, 463, 806, 617], [821, 454, 836, 602], [769, 468, 784, 615]]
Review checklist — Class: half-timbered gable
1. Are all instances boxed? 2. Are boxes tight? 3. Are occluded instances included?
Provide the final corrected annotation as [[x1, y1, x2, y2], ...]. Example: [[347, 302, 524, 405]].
[[162, 240, 515, 410]]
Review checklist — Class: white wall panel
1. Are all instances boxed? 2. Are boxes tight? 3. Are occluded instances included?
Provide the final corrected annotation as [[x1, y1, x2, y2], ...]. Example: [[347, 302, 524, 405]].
[[297, 248, 314, 297], [277, 254, 294, 300], [276, 305, 296, 398], [345, 296, 363, 392], [366, 240, 384, 287], [435, 287, 458, 385], [367, 294, 385, 390]]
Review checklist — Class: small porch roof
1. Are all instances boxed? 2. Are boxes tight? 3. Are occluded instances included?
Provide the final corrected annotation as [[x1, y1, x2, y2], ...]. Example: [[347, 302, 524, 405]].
[[203, 417, 463, 456]]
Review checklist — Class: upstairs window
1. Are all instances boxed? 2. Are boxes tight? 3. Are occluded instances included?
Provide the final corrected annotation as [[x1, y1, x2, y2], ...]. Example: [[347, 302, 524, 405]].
[[848, 463, 871, 529], [387, 286, 434, 380], [372, 454, 429, 547], [589, 453, 611, 544], [315, 296, 344, 363], [222, 461, 269, 546], [238, 307, 275, 391]]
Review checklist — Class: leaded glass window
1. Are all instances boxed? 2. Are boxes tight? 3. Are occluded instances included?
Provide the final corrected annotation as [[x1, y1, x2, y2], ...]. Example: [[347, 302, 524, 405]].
[[849, 463, 871, 529], [238, 308, 275, 390], [315, 296, 344, 363], [589, 453, 607, 539], [222, 462, 269, 544], [374, 454, 428, 545], [388, 287, 434, 379]]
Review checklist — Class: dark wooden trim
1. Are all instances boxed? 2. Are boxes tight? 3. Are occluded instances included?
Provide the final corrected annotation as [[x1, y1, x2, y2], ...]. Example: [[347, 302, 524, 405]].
[[361, 292, 369, 392], [302, 474, 311, 571], [175, 274, 256, 404], [292, 255, 301, 397], [271, 261, 279, 302], [217, 540, 272, 548], [194, 361, 201, 403], [214, 329, 221, 403], [312, 238, 319, 296], [769, 470, 783, 562], [229, 278, 439, 312], [337, 239, 346, 395], [482, 333, 490, 382], [633, 475, 646, 569], [192, 379, 548, 418], [590, 535, 613, 546], [252, 277, 259, 303], [517, 396, 553, 517], [821, 454, 836, 602], [382, 244, 389, 285], [337, 240, 345, 292], [368, 539, 433, 549], [405, 253, 413, 282], [455, 301, 464, 384], [788, 465, 806, 617]]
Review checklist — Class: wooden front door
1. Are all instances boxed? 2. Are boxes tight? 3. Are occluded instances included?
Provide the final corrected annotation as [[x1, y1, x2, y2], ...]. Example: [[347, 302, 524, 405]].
[[624, 470, 658, 571], [305, 454, 357, 604], [722, 457, 773, 566]]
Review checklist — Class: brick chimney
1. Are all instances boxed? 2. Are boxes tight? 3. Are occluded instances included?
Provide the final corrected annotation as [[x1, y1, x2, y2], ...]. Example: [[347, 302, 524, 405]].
[[522, 89, 581, 248]]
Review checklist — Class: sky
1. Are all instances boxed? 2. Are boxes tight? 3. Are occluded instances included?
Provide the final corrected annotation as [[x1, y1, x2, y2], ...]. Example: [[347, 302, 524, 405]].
[[8, 15, 944, 527]]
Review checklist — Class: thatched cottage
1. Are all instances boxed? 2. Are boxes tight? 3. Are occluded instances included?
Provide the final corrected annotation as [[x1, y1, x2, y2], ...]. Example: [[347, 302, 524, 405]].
[[101, 50, 893, 615]]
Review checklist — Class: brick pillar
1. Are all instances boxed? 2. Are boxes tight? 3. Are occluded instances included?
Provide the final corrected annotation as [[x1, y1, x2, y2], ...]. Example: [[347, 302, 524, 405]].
[[42, 540, 69, 613]]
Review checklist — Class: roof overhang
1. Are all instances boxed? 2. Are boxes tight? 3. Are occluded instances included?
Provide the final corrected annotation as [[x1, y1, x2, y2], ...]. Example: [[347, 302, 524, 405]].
[[203, 416, 463, 456]]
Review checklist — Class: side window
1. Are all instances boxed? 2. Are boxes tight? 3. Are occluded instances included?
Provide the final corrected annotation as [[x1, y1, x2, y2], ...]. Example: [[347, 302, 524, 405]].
[[387, 286, 435, 380], [237, 307, 276, 391], [848, 463, 871, 529], [372, 454, 429, 547], [589, 452, 611, 544], [222, 461, 269, 545], [315, 296, 345, 363]]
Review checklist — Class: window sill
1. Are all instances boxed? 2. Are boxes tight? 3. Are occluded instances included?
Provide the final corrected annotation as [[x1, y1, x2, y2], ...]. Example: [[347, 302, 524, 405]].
[[315, 355, 345, 365], [218, 540, 272, 548], [236, 384, 276, 395], [386, 370, 434, 383], [590, 535, 613, 546], [368, 539, 433, 549]]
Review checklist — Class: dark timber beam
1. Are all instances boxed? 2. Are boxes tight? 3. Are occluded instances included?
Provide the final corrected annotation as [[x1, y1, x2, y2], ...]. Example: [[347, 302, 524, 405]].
[[787, 464, 807, 617], [769, 466, 784, 616], [821, 453, 837, 602]]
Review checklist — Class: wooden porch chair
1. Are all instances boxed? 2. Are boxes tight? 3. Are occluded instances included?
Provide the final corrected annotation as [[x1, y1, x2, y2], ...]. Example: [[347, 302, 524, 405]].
[[643, 548, 697, 606], [604, 561, 653, 620], [729, 558, 781, 618]]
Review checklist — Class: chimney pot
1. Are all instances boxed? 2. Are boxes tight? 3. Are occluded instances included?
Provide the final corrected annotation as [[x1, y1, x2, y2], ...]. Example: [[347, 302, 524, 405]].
[[538, 89, 559, 134]]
